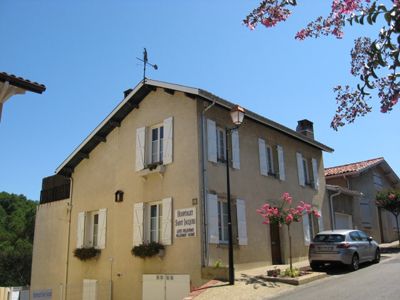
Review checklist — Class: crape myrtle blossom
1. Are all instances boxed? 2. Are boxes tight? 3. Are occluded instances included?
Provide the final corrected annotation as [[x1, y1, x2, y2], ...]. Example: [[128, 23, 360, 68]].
[[244, 0, 399, 130]]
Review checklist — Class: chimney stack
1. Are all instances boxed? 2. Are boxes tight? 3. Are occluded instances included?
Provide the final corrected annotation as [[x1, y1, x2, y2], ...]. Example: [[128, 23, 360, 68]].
[[124, 88, 133, 98], [296, 119, 314, 139]]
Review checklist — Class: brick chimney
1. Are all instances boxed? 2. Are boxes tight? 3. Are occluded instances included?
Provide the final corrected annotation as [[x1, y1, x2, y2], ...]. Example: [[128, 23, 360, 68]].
[[296, 119, 314, 139]]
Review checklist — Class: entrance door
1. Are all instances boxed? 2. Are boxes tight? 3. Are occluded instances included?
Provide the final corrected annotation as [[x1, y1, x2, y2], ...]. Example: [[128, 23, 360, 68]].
[[270, 223, 282, 265]]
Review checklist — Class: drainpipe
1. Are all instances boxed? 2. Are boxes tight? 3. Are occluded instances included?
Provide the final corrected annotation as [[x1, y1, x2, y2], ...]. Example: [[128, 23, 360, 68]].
[[329, 189, 341, 230], [64, 177, 74, 300], [200, 100, 215, 267]]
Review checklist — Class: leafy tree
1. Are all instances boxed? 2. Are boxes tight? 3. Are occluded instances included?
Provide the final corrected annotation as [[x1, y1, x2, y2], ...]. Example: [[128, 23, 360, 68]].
[[257, 192, 319, 276], [0, 192, 37, 286], [376, 190, 400, 246], [244, 0, 399, 130]]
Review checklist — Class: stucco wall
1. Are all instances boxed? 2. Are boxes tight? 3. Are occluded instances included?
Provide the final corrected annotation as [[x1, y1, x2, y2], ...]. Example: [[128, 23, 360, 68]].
[[30, 199, 71, 300], [202, 103, 327, 267], [65, 88, 202, 300]]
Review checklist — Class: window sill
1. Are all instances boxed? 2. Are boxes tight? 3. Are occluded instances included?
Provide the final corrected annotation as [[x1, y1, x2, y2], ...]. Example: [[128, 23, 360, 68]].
[[139, 164, 166, 180]]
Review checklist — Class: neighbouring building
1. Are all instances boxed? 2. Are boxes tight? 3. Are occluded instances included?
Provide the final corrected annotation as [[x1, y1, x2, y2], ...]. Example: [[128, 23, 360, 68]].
[[325, 157, 400, 243], [0, 72, 46, 121], [31, 79, 333, 300]]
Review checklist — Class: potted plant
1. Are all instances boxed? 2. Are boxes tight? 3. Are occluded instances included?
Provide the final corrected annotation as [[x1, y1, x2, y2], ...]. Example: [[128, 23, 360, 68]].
[[74, 247, 101, 261], [131, 242, 165, 258]]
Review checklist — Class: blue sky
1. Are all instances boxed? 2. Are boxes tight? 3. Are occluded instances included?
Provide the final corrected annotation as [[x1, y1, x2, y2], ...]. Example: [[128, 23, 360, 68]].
[[1, 0, 398, 200]]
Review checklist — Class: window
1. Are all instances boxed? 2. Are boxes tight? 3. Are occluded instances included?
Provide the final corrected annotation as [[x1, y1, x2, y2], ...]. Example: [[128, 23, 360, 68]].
[[373, 172, 383, 190], [266, 145, 274, 175], [133, 198, 172, 246], [302, 157, 310, 185], [259, 138, 281, 177], [218, 199, 228, 243], [149, 202, 163, 243], [150, 125, 164, 164], [77, 209, 107, 249], [216, 127, 226, 161], [135, 117, 173, 171], [296, 153, 319, 189]]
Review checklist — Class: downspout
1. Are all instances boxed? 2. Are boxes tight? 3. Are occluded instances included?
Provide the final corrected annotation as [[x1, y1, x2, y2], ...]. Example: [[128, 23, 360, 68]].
[[329, 189, 341, 230], [64, 177, 73, 300], [200, 101, 215, 267]]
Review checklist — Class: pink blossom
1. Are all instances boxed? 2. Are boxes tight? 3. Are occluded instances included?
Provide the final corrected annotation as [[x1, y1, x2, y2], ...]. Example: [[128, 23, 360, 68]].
[[285, 214, 294, 224], [389, 193, 396, 201]]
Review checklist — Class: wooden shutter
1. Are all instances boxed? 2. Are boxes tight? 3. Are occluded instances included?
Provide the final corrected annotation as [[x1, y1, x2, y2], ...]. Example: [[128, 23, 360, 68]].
[[231, 130, 240, 169], [318, 210, 324, 232], [302, 212, 311, 246], [207, 194, 219, 244], [312, 158, 319, 190], [163, 117, 173, 165], [136, 127, 146, 171], [207, 119, 217, 163], [258, 138, 268, 176], [277, 145, 285, 181], [296, 152, 305, 186], [161, 197, 172, 245], [82, 279, 97, 300], [97, 208, 107, 249], [77, 212, 85, 248], [236, 199, 248, 245], [133, 203, 144, 246]]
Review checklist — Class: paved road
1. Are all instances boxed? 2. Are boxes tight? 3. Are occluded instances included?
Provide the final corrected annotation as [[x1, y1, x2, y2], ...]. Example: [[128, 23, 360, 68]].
[[267, 253, 400, 300]]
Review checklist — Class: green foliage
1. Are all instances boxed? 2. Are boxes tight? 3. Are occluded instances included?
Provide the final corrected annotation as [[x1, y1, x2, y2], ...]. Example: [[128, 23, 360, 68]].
[[131, 242, 165, 258], [376, 190, 400, 216], [0, 191, 37, 286], [282, 267, 300, 278], [73, 247, 101, 261]]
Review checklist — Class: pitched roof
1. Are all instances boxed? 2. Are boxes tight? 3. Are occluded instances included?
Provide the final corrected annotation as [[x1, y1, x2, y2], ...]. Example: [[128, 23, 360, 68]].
[[55, 79, 334, 176], [325, 157, 384, 177], [0, 72, 46, 94]]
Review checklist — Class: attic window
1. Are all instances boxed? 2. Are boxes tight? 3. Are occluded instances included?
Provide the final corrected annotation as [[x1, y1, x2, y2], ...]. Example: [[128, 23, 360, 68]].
[[115, 190, 124, 202]]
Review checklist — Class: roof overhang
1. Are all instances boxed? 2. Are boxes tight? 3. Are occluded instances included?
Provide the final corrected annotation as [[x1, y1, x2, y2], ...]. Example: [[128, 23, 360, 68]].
[[326, 184, 363, 197], [55, 79, 334, 176]]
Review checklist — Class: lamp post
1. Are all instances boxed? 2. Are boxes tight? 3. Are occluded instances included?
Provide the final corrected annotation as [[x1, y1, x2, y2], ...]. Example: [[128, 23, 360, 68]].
[[225, 105, 245, 285]]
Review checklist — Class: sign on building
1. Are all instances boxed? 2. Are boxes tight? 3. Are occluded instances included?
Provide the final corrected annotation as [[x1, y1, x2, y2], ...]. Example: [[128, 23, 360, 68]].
[[175, 207, 196, 238]]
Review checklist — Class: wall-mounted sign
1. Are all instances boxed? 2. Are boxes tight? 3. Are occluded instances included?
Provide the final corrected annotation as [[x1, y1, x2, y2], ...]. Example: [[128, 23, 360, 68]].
[[32, 289, 52, 300], [175, 207, 196, 238]]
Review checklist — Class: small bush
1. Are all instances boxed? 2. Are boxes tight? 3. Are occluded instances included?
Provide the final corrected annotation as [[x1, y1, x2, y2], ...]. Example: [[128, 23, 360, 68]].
[[74, 247, 100, 261], [131, 242, 165, 258]]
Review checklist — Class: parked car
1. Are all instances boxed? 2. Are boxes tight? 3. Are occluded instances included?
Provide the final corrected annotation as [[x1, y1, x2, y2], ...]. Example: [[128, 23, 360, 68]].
[[309, 229, 380, 271]]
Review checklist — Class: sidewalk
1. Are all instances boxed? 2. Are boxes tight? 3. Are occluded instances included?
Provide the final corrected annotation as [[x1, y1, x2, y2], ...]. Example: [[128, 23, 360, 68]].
[[186, 240, 399, 300]]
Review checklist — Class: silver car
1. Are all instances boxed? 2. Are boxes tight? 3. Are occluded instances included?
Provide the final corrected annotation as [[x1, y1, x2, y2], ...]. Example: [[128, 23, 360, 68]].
[[309, 229, 380, 271]]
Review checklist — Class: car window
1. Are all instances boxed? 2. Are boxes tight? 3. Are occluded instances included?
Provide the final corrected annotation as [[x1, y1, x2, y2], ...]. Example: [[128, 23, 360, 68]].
[[313, 234, 345, 243], [358, 231, 369, 241], [349, 231, 362, 241]]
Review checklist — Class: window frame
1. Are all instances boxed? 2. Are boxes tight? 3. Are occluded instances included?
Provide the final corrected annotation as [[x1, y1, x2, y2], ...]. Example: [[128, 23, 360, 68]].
[[146, 201, 163, 243], [84, 211, 99, 248], [302, 157, 311, 186], [149, 123, 164, 165], [217, 198, 229, 243], [216, 126, 226, 162], [266, 144, 274, 175]]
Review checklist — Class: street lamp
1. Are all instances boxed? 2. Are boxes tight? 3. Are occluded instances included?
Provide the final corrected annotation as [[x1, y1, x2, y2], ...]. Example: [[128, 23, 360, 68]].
[[226, 105, 245, 285]]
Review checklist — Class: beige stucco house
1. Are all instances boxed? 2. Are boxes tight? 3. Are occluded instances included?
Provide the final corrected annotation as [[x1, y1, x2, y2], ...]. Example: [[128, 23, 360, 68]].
[[30, 79, 333, 300], [325, 158, 400, 243]]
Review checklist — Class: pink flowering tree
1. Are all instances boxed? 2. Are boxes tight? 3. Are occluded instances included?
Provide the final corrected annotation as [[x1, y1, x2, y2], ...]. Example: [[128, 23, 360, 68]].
[[244, 0, 399, 130], [376, 190, 400, 246], [257, 192, 320, 275]]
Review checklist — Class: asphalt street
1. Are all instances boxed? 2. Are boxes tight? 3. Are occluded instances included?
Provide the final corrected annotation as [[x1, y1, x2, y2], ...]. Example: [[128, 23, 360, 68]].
[[267, 253, 400, 300]]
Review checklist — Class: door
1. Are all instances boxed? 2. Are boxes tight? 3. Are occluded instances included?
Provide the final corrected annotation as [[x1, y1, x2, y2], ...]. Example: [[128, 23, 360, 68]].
[[335, 213, 353, 229], [270, 223, 282, 264]]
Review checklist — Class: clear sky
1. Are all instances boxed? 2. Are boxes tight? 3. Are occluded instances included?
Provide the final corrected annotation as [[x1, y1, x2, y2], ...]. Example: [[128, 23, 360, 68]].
[[1, 0, 398, 201]]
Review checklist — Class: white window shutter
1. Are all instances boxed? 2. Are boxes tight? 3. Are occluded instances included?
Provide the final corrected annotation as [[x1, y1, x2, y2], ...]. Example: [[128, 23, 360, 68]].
[[236, 199, 248, 245], [312, 158, 319, 190], [207, 194, 219, 244], [161, 197, 172, 245], [77, 212, 85, 248], [163, 117, 173, 165], [136, 127, 146, 171], [231, 130, 240, 169], [277, 145, 286, 181], [133, 203, 144, 246], [97, 209, 107, 249], [318, 210, 324, 232], [258, 138, 268, 176], [207, 119, 217, 163], [296, 152, 305, 186], [303, 212, 311, 246], [83, 279, 97, 300]]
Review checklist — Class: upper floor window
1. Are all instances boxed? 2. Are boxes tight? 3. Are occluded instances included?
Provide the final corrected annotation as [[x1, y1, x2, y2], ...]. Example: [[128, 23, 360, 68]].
[[266, 145, 274, 175], [258, 138, 285, 180], [77, 209, 107, 249], [150, 125, 164, 164], [216, 127, 226, 162], [296, 153, 319, 190], [302, 157, 310, 186], [135, 117, 173, 171]]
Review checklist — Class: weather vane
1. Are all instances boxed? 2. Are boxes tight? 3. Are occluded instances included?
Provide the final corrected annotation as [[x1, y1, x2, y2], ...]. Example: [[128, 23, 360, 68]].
[[136, 48, 158, 82]]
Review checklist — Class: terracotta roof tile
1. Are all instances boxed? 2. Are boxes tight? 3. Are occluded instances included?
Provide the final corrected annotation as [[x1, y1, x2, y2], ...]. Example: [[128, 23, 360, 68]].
[[325, 157, 384, 177], [0, 71, 46, 93]]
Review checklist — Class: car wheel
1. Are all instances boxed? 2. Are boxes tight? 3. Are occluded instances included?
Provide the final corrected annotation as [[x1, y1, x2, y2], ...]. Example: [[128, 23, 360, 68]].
[[373, 249, 381, 263], [310, 262, 321, 271], [349, 254, 359, 271]]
